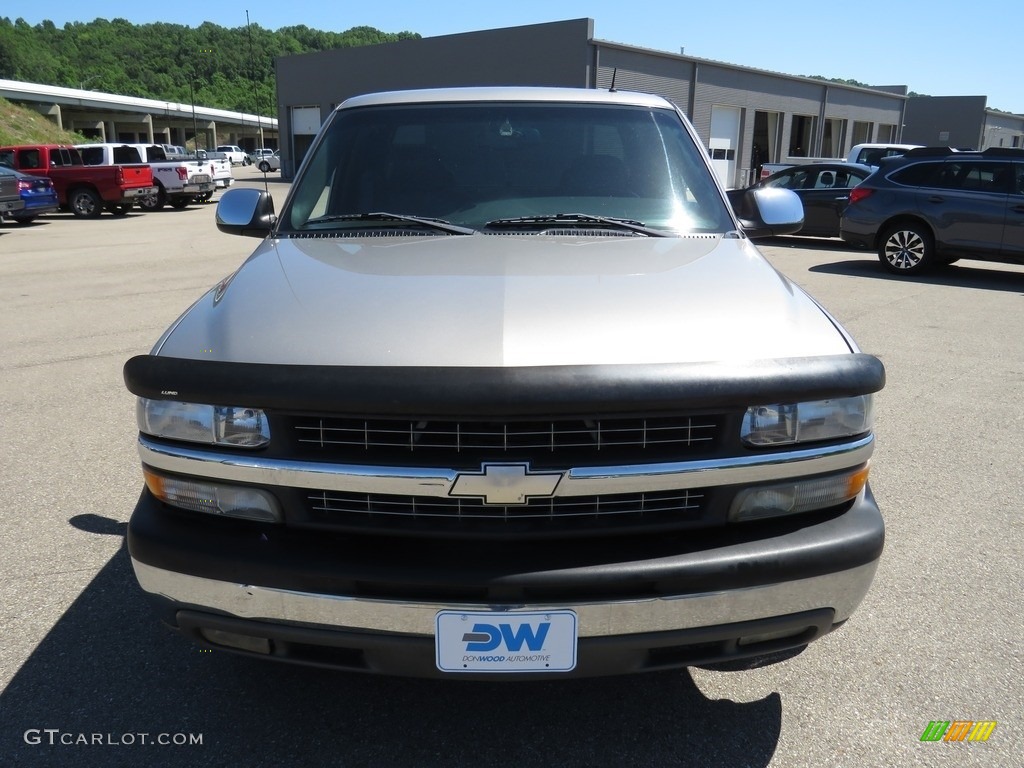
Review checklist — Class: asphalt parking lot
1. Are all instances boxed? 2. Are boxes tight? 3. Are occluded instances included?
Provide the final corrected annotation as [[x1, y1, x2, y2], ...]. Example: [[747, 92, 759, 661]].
[[1, 169, 1021, 767]]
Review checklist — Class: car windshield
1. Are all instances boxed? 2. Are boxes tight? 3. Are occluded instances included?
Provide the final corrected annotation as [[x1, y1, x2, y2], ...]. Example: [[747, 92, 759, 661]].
[[281, 101, 732, 235]]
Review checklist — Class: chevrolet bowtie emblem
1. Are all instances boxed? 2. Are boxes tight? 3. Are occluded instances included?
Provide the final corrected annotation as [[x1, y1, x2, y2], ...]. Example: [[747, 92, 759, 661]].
[[449, 463, 563, 505]]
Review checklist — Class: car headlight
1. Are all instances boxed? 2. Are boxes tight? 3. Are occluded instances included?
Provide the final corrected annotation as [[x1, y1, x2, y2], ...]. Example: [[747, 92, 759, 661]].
[[137, 398, 270, 448], [741, 395, 872, 447]]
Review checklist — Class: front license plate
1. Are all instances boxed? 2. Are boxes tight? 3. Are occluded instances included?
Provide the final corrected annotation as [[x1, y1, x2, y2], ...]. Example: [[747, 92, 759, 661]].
[[435, 610, 577, 673]]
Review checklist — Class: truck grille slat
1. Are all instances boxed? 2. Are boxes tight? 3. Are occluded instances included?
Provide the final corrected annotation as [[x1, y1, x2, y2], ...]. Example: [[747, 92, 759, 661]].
[[284, 413, 725, 533], [292, 415, 720, 466], [307, 489, 703, 523]]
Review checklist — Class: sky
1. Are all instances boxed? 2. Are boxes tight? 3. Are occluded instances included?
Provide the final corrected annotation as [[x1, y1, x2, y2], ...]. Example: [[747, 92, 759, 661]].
[[10, 0, 1024, 114]]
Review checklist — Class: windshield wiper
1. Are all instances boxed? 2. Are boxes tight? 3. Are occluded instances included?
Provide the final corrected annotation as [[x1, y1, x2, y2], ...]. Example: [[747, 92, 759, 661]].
[[484, 213, 670, 237], [304, 212, 477, 235]]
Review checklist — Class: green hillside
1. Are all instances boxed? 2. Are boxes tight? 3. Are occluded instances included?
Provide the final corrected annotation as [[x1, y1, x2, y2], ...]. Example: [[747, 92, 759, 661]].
[[0, 17, 419, 117]]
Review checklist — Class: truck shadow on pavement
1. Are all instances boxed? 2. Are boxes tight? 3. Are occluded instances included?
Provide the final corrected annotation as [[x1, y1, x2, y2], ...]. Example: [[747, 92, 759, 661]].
[[758, 236, 859, 252], [809, 259, 1024, 294], [0, 515, 782, 768]]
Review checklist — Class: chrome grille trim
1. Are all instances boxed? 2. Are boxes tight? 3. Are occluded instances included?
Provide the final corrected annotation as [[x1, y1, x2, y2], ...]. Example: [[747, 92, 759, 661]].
[[138, 434, 874, 498]]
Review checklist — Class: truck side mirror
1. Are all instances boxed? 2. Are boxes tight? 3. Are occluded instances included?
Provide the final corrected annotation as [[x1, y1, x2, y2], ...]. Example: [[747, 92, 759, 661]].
[[216, 188, 276, 238], [731, 187, 804, 239]]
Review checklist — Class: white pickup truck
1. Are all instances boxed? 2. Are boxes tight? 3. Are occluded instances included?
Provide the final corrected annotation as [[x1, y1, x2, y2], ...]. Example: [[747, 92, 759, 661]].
[[216, 144, 250, 166], [759, 143, 922, 181], [77, 143, 215, 210], [193, 150, 235, 199]]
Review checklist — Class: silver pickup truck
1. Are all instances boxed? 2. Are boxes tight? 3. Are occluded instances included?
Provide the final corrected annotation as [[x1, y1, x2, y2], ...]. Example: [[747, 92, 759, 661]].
[[124, 86, 885, 678]]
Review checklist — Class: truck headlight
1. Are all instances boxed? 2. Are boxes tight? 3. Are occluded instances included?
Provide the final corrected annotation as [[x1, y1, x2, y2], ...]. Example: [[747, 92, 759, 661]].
[[741, 395, 872, 447], [137, 398, 270, 448]]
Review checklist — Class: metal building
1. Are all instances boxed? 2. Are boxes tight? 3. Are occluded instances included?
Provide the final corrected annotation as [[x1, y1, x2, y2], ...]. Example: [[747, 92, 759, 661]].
[[273, 18, 910, 186], [902, 95, 1024, 151]]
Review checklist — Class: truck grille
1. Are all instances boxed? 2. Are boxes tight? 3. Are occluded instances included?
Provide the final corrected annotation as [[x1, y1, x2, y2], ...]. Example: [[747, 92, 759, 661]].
[[305, 488, 705, 536], [290, 415, 721, 468]]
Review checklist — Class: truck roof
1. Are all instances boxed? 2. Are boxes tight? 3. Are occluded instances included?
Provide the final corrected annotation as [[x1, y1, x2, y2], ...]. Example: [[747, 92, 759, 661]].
[[336, 86, 676, 112]]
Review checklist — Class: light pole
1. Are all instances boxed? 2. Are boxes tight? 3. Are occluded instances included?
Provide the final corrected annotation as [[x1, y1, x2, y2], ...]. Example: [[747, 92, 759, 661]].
[[194, 49, 215, 151], [246, 10, 264, 150], [189, 77, 200, 151]]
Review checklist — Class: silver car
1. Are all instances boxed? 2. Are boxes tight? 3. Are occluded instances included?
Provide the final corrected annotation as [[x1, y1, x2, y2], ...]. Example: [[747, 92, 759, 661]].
[[255, 150, 280, 173], [124, 87, 884, 678]]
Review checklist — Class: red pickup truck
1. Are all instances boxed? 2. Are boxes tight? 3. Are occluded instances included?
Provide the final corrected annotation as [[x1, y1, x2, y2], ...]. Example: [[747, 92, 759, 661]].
[[0, 144, 156, 218]]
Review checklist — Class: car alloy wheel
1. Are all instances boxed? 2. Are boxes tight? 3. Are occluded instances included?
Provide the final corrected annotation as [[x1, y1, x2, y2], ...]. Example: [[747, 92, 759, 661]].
[[259, 161, 270, 172], [69, 188, 103, 218], [879, 224, 933, 274], [139, 185, 166, 211]]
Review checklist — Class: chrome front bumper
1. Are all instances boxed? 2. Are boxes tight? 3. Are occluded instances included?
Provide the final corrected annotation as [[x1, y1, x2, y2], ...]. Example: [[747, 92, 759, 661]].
[[131, 557, 879, 639]]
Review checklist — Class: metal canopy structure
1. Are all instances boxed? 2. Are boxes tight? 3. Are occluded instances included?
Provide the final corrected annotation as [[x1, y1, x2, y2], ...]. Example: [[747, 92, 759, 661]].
[[0, 78, 278, 150]]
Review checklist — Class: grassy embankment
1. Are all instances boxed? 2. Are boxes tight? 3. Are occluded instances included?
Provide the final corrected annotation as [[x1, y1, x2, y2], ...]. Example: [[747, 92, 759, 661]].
[[0, 96, 88, 146]]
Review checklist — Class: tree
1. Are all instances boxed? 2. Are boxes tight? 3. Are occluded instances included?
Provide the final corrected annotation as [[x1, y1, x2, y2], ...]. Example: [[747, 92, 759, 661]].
[[0, 17, 421, 115]]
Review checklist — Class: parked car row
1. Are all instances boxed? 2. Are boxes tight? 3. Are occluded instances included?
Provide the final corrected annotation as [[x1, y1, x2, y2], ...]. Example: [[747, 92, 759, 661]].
[[0, 142, 237, 223], [735, 146, 1024, 277], [0, 144, 155, 219], [77, 143, 218, 211]]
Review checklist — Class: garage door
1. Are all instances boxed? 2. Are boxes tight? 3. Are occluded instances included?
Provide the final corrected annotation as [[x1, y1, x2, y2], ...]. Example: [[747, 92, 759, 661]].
[[710, 105, 741, 189], [291, 106, 323, 169]]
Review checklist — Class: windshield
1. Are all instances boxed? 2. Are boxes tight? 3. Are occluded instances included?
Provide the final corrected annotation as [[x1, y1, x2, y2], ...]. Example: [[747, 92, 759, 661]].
[[280, 101, 732, 235]]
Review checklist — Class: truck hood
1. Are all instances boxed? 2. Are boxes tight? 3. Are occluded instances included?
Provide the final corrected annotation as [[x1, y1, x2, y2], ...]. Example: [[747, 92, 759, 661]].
[[154, 234, 853, 366]]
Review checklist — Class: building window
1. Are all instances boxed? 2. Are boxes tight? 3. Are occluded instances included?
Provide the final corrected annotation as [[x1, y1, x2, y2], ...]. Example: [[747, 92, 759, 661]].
[[878, 124, 898, 142], [821, 118, 845, 158], [788, 115, 816, 157], [852, 121, 872, 145]]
